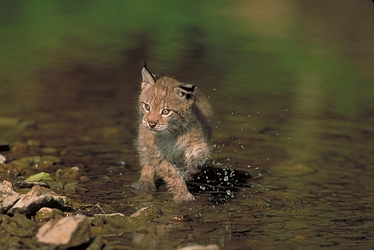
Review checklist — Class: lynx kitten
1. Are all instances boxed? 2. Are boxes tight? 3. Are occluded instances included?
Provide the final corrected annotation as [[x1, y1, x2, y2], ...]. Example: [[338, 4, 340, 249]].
[[131, 66, 213, 201]]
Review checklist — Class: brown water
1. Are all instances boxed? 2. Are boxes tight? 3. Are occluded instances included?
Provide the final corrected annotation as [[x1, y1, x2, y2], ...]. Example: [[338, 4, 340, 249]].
[[1, 0, 374, 249]]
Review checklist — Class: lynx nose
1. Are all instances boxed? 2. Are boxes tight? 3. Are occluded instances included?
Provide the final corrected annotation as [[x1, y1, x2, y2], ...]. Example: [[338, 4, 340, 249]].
[[147, 121, 157, 128]]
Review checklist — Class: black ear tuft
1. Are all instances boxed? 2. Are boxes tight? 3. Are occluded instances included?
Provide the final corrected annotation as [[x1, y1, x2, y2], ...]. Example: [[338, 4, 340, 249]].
[[141, 64, 156, 89], [176, 84, 196, 100], [179, 84, 196, 93]]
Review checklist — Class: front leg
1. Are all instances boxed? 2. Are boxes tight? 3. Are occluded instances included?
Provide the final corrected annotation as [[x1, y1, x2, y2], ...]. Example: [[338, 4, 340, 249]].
[[131, 165, 156, 191], [156, 160, 195, 202], [185, 142, 210, 180]]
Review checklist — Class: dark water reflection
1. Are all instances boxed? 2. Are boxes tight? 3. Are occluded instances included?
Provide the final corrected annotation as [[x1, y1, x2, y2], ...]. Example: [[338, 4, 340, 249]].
[[1, 0, 374, 249]]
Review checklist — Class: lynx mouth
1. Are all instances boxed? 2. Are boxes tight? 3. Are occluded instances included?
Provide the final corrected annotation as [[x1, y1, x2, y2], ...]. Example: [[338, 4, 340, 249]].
[[142, 121, 166, 133]]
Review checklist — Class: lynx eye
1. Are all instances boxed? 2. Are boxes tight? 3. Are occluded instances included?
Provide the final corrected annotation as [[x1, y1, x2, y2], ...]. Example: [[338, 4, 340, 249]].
[[143, 103, 151, 112], [161, 109, 172, 116]]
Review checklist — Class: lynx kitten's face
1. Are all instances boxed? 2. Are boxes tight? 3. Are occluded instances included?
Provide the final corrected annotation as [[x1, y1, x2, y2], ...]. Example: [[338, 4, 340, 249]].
[[139, 68, 196, 134]]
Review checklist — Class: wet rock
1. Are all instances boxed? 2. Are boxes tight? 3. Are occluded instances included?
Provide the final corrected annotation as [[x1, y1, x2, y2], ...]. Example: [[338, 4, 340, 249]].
[[36, 214, 91, 248], [41, 147, 58, 154], [86, 236, 105, 250], [48, 181, 64, 191], [11, 142, 28, 155], [26, 139, 41, 147], [25, 172, 53, 182], [35, 207, 64, 221], [10, 155, 61, 170], [169, 214, 192, 222], [0, 181, 21, 213], [92, 213, 128, 228], [76, 203, 117, 217], [4, 213, 35, 237], [2, 179, 12, 188], [55, 166, 82, 181], [0, 163, 25, 176], [178, 244, 220, 250], [132, 227, 160, 249], [36, 156, 62, 169], [79, 175, 90, 182], [0, 117, 19, 127], [63, 182, 76, 194], [91, 206, 163, 236], [14, 181, 50, 189], [129, 206, 163, 220], [7, 185, 69, 216], [0, 154, 5, 163]]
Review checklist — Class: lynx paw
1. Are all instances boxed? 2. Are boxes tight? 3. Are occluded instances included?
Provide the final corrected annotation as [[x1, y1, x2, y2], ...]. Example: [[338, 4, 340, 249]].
[[131, 180, 156, 191], [173, 192, 195, 202]]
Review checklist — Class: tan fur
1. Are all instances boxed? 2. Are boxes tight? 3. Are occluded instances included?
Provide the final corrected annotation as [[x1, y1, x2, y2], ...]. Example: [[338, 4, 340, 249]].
[[131, 66, 213, 201]]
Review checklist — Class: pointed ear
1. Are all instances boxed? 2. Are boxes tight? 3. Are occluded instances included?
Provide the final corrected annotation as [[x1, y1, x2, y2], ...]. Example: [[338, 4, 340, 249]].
[[175, 83, 196, 101], [141, 66, 156, 90]]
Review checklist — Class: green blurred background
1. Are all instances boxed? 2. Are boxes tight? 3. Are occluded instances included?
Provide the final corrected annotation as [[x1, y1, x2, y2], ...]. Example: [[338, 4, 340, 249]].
[[1, 0, 373, 118]]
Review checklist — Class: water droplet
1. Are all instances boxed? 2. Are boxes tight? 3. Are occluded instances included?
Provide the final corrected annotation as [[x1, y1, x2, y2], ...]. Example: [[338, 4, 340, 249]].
[[224, 176, 229, 182], [200, 186, 206, 190]]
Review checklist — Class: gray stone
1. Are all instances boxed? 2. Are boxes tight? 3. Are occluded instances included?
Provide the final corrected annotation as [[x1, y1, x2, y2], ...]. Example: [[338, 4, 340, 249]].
[[0, 181, 21, 213], [36, 215, 91, 248], [35, 207, 64, 221], [7, 185, 69, 216], [0, 154, 5, 163], [179, 244, 220, 250]]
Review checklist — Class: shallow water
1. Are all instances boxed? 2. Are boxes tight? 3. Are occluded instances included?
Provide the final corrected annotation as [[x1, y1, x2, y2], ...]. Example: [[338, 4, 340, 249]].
[[1, 0, 374, 249]]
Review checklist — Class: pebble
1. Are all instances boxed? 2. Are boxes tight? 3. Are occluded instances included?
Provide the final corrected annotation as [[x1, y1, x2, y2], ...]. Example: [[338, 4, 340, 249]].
[[178, 244, 220, 250], [0, 154, 6, 163], [170, 214, 192, 222], [129, 206, 163, 220], [64, 182, 77, 194], [35, 207, 64, 221], [24, 172, 53, 182], [41, 147, 57, 154], [0, 117, 19, 127], [9, 155, 61, 170], [0, 163, 25, 176], [11, 142, 28, 155], [55, 166, 82, 180], [36, 214, 91, 248], [0, 181, 21, 213], [7, 185, 69, 216]]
